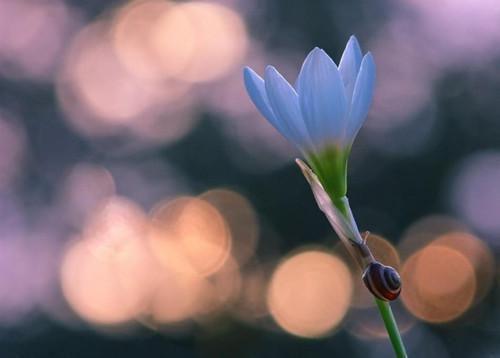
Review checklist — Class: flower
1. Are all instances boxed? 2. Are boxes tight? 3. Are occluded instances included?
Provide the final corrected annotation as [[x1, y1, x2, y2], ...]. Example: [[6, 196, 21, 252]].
[[243, 36, 375, 200]]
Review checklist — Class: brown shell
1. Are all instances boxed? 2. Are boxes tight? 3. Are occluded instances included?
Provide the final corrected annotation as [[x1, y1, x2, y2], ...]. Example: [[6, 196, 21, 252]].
[[362, 262, 401, 301]]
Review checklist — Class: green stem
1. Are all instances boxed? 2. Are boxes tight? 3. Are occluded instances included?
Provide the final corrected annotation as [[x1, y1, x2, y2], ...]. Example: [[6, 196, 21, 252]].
[[334, 197, 408, 358], [375, 298, 408, 358]]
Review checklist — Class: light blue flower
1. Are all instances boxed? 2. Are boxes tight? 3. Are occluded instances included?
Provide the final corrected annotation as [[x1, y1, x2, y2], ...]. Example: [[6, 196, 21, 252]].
[[243, 35, 375, 200]]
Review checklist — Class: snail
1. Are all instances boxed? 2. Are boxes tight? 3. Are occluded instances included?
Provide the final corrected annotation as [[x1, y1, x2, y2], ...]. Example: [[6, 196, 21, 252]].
[[362, 261, 401, 301]]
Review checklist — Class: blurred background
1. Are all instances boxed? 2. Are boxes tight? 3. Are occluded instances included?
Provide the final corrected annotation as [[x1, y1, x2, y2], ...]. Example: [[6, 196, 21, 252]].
[[0, 0, 500, 356]]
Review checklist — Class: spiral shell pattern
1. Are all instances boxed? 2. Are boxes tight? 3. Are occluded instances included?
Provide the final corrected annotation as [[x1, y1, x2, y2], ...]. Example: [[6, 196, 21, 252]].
[[362, 262, 401, 301]]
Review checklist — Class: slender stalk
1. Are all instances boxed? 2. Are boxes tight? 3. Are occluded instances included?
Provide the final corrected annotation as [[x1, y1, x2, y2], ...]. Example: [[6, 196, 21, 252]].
[[295, 159, 407, 357], [335, 198, 408, 358], [375, 298, 408, 358]]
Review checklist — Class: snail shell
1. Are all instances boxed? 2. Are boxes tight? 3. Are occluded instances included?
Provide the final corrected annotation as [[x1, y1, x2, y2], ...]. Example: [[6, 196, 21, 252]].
[[362, 262, 401, 301]]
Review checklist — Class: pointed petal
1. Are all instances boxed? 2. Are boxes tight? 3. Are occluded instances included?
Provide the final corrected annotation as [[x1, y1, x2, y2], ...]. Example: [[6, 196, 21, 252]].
[[264, 66, 311, 149], [298, 48, 347, 145], [295, 47, 319, 94], [243, 67, 294, 141], [243, 67, 275, 123], [346, 52, 376, 141], [339, 35, 363, 105]]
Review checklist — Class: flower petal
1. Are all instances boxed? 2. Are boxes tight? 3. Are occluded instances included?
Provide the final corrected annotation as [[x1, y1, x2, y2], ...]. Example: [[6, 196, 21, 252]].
[[298, 48, 347, 145], [346, 52, 376, 141], [339, 35, 363, 106], [264, 65, 311, 149], [295, 47, 318, 94], [243, 67, 294, 141]]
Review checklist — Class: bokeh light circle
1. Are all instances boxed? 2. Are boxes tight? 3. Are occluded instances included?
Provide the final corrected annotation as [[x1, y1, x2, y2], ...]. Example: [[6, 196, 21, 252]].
[[149, 197, 231, 277], [0, 0, 79, 80], [401, 245, 476, 323], [112, 0, 176, 81], [199, 189, 259, 266], [267, 250, 352, 338], [399, 215, 469, 259], [60, 197, 154, 325], [150, 1, 248, 83], [147, 264, 208, 324], [60, 239, 150, 326], [432, 232, 494, 305]]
